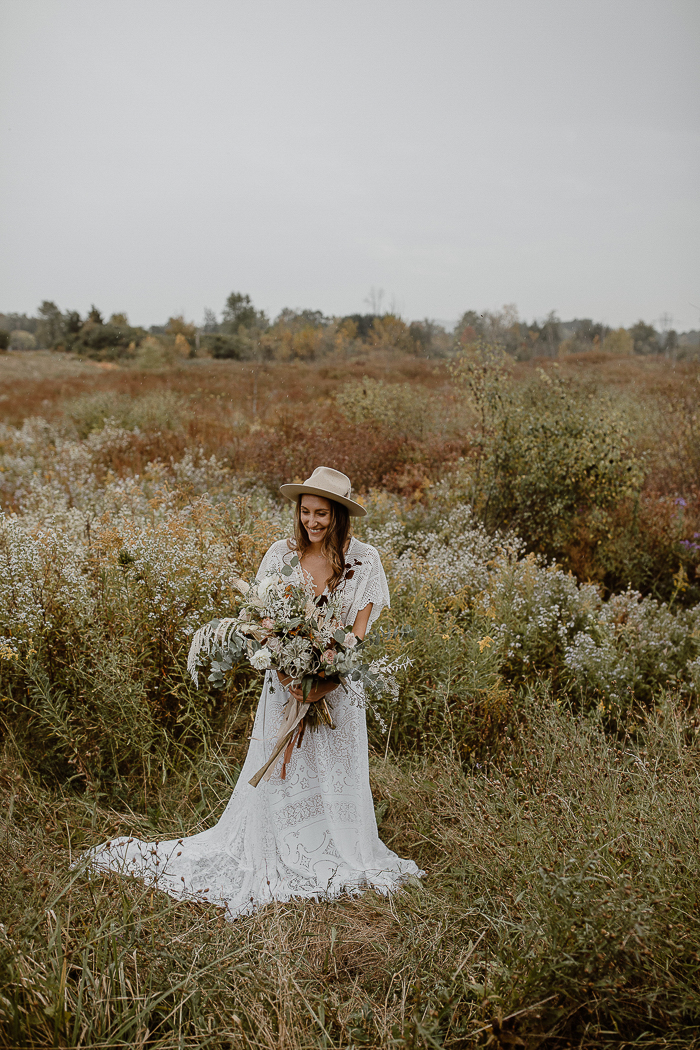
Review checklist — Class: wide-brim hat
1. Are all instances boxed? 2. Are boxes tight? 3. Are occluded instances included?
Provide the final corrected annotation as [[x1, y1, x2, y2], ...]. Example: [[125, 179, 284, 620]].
[[280, 466, 366, 517]]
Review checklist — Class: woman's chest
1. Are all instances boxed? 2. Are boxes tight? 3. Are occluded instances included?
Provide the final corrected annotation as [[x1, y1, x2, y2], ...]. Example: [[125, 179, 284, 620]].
[[299, 552, 333, 597]]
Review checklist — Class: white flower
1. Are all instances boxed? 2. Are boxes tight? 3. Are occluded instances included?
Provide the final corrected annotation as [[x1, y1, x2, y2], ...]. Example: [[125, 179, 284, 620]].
[[344, 631, 358, 649], [257, 574, 279, 599], [250, 647, 272, 670]]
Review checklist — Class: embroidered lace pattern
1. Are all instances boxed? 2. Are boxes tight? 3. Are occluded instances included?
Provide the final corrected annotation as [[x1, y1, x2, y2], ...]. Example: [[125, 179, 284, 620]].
[[84, 537, 422, 918]]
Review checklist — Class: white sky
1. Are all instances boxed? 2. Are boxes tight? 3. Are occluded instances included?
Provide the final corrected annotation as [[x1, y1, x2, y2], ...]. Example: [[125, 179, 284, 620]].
[[1, 0, 698, 331]]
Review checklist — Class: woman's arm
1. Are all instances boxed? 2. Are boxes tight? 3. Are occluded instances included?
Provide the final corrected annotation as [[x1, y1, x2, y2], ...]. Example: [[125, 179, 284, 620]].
[[351, 602, 373, 640]]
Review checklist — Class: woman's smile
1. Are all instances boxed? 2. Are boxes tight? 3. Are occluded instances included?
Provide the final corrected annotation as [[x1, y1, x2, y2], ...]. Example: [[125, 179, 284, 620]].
[[300, 496, 331, 543]]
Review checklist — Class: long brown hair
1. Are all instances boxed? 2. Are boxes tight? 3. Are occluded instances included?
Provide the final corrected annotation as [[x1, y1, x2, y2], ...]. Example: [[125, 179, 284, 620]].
[[292, 496, 351, 592]]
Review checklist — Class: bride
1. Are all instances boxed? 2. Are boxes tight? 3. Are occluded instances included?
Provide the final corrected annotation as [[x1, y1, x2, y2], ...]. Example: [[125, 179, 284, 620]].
[[86, 466, 422, 918]]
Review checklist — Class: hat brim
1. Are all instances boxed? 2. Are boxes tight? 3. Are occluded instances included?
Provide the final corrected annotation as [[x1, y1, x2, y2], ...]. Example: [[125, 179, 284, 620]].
[[279, 483, 367, 517]]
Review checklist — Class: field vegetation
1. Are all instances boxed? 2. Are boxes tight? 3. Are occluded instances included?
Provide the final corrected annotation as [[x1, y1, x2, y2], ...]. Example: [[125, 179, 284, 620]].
[[0, 330, 699, 1048]]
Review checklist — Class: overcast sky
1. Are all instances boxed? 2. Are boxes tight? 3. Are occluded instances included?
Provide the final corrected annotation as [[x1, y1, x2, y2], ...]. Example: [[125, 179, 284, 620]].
[[1, 0, 698, 331]]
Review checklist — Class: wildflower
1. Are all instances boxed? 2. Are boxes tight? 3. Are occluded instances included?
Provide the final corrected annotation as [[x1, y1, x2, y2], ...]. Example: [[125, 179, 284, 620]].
[[250, 648, 272, 670], [478, 636, 493, 652]]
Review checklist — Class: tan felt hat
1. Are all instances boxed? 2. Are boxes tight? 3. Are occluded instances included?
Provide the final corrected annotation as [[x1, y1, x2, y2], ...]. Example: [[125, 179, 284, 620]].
[[280, 466, 366, 517]]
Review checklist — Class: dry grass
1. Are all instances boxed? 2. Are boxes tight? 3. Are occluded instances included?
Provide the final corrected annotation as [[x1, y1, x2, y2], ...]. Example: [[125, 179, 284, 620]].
[[0, 352, 451, 429], [2, 349, 700, 1046], [1, 698, 699, 1048]]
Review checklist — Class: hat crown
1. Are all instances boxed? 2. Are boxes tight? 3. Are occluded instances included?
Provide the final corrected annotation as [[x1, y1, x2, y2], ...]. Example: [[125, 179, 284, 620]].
[[303, 466, 352, 500], [279, 464, 366, 515]]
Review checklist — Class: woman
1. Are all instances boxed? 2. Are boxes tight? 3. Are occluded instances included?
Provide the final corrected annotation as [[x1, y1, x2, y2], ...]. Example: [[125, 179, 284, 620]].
[[86, 466, 422, 918]]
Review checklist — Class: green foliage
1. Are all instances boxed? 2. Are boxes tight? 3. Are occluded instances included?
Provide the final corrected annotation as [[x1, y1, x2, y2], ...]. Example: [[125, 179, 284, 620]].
[[8, 330, 36, 350], [0, 330, 9, 353], [630, 319, 661, 355], [0, 351, 699, 1045], [35, 300, 64, 349], [204, 332, 246, 359], [335, 377, 444, 441], [451, 344, 644, 556], [221, 291, 267, 333], [70, 319, 144, 358], [64, 390, 190, 436]]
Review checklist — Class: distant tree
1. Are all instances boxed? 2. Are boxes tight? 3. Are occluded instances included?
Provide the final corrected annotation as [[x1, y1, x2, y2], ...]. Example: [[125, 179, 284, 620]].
[[574, 319, 607, 345], [109, 313, 129, 327], [274, 308, 328, 332], [407, 320, 450, 357], [455, 310, 484, 346], [202, 308, 219, 333], [339, 314, 380, 341], [557, 318, 610, 356], [364, 287, 385, 314], [602, 328, 634, 356], [63, 310, 82, 335], [9, 330, 37, 350], [36, 300, 64, 348], [629, 320, 660, 355], [0, 312, 38, 334], [408, 321, 432, 354], [166, 315, 196, 345], [221, 292, 266, 333], [0, 330, 9, 353], [87, 306, 104, 325], [539, 311, 562, 356], [663, 329, 678, 357], [206, 334, 245, 359], [479, 304, 522, 355]]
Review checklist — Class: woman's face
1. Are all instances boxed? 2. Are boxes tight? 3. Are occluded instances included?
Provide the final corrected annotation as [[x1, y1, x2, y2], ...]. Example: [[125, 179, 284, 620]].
[[300, 495, 333, 544]]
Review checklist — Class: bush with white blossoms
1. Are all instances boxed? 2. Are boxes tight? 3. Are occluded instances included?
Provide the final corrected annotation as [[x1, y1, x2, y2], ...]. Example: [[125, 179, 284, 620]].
[[0, 415, 699, 786], [362, 497, 700, 729]]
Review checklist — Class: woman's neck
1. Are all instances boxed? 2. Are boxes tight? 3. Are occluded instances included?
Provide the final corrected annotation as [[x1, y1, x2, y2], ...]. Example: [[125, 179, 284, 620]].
[[301, 535, 351, 558]]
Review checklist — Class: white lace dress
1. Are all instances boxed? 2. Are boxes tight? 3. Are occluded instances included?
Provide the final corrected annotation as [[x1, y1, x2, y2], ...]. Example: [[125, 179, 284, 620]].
[[85, 537, 422, 918]]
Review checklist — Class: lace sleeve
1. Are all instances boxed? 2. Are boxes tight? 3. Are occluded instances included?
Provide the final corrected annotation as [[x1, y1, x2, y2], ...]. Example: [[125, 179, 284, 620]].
[[346, 543, 390, 633], [255, 540, 288, 582]]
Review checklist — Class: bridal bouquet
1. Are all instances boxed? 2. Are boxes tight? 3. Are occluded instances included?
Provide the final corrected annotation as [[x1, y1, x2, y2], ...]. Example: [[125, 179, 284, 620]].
[[187, 554, 397, 785]]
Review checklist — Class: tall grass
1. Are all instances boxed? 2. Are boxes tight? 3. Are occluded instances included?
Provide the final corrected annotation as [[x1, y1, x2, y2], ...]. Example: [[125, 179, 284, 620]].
[[1, 699, 699, 1048], [1, 350, 700, 1047]]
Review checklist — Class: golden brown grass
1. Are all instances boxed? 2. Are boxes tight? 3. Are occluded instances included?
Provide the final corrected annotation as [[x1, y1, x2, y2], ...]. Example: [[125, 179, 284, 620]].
[[2, 698, 699, 1048]]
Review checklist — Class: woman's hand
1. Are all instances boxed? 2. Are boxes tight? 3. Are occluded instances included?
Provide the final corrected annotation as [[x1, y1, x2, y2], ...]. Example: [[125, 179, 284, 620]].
[[288, 678, 337, 704]]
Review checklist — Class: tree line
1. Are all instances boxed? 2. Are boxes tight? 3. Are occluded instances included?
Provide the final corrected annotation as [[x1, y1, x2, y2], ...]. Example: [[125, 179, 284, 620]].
[[0, 293, 698, 361]]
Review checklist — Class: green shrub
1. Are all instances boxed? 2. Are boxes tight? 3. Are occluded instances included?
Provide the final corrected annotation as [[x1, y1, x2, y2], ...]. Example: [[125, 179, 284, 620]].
[[204, 332, 246, 359], [335, 376, 447, 441], [64, 390, 191, 437], [8, 330, 36, 350], [70, 321, 144, 358], [450, 345, 644, 557]]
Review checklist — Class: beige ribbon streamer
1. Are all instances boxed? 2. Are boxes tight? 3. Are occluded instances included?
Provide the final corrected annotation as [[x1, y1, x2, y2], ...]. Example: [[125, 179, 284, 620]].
[[248, 695, 310, 788]]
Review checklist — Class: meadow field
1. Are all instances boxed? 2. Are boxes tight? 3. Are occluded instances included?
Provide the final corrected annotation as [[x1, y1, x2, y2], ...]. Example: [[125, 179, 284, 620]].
[[1, 347, 699, 1048]]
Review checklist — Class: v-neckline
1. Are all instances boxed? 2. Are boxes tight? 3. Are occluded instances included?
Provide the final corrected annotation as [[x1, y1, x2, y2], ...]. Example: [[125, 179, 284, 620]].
[[300, 537, 355, 598]]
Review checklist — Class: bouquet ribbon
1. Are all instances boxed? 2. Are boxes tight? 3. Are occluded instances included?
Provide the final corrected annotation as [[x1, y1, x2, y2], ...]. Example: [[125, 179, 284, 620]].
[[248, 695, 310, 788]]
